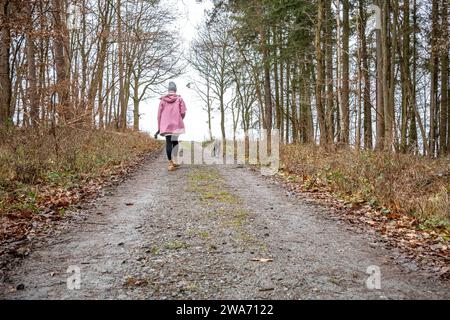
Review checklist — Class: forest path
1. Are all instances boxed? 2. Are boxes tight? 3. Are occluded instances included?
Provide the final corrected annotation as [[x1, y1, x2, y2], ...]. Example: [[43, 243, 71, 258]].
[[1, 151, 449, 299]]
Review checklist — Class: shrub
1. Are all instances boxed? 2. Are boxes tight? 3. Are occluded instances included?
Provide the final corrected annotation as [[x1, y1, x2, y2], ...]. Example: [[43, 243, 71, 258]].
[[0, 127, 162, 218], [281, 144, 450, 230]]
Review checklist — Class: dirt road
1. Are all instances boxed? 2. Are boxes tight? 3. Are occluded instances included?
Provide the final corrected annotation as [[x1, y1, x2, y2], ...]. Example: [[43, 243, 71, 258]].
[[1, 152, 449, 299]]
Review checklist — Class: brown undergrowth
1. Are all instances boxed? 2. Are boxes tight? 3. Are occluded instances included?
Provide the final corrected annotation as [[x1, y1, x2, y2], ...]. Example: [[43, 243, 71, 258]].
[[0, 127, 162, 245], [280, 144, 449, 277]]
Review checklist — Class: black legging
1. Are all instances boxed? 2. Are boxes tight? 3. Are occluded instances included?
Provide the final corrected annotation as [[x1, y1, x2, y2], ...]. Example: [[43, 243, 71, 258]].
[[165, 135, 179, 161]]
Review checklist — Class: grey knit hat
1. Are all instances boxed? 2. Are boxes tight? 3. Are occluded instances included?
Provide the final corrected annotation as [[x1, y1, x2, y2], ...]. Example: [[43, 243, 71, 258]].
[[168, 81, 177, 92]]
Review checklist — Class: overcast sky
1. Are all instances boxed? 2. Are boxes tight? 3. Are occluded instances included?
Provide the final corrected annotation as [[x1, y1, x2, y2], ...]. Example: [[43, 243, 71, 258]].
[[140, 0, 226, 142]]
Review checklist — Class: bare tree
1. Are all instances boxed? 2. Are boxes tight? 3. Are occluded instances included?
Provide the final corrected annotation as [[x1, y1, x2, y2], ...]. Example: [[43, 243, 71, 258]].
[[191, 14, 234, 157], [52, 0, 71, 121], [0, 0, 12, 125]]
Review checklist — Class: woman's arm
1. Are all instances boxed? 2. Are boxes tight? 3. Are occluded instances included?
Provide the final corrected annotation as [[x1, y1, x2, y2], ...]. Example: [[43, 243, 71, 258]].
[[157, 100, 163, 130], [179, 98, 186, 119]]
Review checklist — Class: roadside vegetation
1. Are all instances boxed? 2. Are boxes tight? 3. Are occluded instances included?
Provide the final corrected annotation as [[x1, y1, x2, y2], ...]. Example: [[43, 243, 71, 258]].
[[281, 144, 450, 235], [0, 127, 162, 243]]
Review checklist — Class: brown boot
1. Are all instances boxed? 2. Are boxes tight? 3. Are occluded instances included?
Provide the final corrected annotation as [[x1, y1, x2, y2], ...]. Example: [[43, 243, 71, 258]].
[[172, 161, 181, 168], [168, 160, 176, 171], [172, 156, 181, 168]]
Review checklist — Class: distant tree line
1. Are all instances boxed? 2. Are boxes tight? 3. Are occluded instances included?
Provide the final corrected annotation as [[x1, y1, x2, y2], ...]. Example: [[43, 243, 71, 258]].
[[0, 0, 182, 131], [193, 0, 449, 157]]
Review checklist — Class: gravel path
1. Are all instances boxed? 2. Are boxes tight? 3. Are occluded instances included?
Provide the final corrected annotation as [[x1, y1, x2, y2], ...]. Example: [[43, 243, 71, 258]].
[[1, 151, 449, 299]]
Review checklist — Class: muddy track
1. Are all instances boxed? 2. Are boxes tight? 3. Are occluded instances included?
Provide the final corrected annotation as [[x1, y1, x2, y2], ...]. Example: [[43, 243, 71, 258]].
[[1, 152, 449, 299]]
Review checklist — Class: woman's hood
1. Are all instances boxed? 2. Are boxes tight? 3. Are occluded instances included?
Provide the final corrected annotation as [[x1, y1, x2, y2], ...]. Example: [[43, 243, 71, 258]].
[[161, 94, 179, 103]]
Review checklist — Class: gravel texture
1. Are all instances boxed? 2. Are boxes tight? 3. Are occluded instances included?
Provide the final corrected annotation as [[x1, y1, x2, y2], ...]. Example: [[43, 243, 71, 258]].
[[1, 152, 449, 299]]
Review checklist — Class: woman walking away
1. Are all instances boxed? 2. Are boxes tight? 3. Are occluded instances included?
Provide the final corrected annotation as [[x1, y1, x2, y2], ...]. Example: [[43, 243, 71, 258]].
[[157, 81, 187, 171]]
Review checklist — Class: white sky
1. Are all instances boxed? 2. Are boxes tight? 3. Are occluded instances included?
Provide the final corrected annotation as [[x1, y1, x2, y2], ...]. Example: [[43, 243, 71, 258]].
[[139, 0, 222, 142]]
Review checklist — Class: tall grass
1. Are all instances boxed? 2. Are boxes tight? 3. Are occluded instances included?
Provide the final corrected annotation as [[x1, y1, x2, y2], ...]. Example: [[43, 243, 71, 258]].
[[281, 144, 450, 231], [0, 127, 161, 216]]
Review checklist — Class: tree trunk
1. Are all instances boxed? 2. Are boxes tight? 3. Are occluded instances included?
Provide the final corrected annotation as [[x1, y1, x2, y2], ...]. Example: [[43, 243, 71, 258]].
[[273, 27, 281, 132], [382, 0, 394, 152], [92, 2, 111, 128], [25, 2, 39, 126], [398, 0, 410, 152], [360, 0, 373, 150], [220, 92, 226, 160], [430, 0, 439, 156], [291, 65, 298, 143], [303, 62, 314, 144], [375, 0, 385, 151], [341, 0, 350, 144], [279, 31, 285, 143], [255, 1, 272, 147], [408, 0, 418, 153], [37, 0, 48, 125], [262, 44, 272, 151], [52, 0, 71, 121], [207, 75, 213, 141], [117, 0, 127, 131], [286, 60, 291, 144], [133, 76, 139, 131], [388, 1, 397, 151], [325, 0, 334, 145], [440, 0, 448, 155], [0, 0, 12, 125], [356, 16, 362, 150], [315, 0, 327, 146]]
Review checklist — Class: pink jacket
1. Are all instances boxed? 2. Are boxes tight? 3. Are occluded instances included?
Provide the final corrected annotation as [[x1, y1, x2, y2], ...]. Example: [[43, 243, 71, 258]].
[[157, 94, 186, 136]]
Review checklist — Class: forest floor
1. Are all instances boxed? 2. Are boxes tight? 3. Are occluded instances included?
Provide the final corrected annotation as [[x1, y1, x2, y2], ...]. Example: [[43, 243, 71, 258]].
[[0, 151, 449, 299]]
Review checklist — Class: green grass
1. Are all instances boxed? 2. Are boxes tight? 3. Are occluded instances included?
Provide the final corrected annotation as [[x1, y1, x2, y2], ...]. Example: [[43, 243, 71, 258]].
[[188, 167, 264, 250], [188, 168, 239, 205], [164, 240, 190, 250], [150, 246, 160, 255]]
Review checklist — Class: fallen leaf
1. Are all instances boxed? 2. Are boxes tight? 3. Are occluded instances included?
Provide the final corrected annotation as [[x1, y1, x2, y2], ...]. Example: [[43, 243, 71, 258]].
[[124, 277, 149, 287]]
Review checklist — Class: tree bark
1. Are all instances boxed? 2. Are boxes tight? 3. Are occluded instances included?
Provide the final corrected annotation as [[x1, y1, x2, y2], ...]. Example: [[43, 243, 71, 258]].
[[409, 0, 418, 153], [273, 26, 281, 132], [341, 0, 350, 144], [286, 60, 291, 144], [374, 0, 385, 151], [24, 2, 39, 126], [399, 0, 410, 152], [440, 0, 448, 155], [133, 76, 139, 131], [291, 65, 298, 143], [0, 0, 12, 125], [52, 0, 71, 121], [117, 0, 127, 131], [430, 0, 439, 156], [382, 0, 394, 152], [325, 0, 334, 145], [315, 0, 327, 146], [360, 0, 373, 150]]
